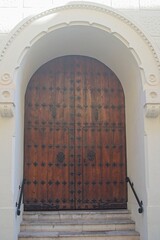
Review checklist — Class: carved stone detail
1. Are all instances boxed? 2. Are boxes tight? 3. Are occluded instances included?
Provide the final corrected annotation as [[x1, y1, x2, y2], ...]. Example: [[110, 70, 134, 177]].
[[0, 87, 15, 117], [0, 103, 14, 117], [0, 89, 14, 102], [0, 73, 12, 85], [145, 104, 160, 118], [143, 89, 160, 117], [0, 88, 14, 103], [143, 89, 160, 105], [148, 74, 158, 86]]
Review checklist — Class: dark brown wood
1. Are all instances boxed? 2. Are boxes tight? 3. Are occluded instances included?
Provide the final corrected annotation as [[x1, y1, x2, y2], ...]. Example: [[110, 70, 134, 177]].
[[24, 56, 127, 210]]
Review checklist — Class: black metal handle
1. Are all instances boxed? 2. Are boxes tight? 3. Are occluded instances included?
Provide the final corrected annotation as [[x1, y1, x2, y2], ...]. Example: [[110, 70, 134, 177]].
[[16, 179, 25, 216], [126, 177, 143, 214]]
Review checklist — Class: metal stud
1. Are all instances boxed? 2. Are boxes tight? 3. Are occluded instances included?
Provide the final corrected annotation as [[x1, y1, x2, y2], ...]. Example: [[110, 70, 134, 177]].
[[41, 162, 46, 167], [41, 180, 45, 185], [48, 180, 53, 185], [33, 180, 38, 185], [55, 181, 60, 185], [33, 162, 38, 167]]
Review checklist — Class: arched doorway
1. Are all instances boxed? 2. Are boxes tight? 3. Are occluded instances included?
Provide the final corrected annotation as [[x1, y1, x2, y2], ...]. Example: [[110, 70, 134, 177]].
[[0, 1, 160, 238], [24, 55, 127, 211]]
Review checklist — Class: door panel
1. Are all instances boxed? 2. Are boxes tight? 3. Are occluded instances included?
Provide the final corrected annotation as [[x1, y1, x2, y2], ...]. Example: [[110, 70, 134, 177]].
[[24, 56, 127, 210]]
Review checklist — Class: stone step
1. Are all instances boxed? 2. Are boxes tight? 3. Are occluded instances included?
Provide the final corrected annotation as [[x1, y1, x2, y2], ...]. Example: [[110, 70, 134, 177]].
[[21, 219, 135, 232], [23, 210, 131, 221], [19, 210, 139, 240], [19, 230, 140, 240]]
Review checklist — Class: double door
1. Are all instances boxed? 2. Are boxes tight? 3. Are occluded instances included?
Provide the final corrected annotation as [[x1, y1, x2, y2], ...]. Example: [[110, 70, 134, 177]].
[[24, 56, 127, 210]]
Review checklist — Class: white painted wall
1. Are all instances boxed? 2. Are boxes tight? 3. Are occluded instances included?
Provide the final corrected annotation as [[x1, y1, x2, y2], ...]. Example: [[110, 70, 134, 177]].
[[0, 2, 160, 240]]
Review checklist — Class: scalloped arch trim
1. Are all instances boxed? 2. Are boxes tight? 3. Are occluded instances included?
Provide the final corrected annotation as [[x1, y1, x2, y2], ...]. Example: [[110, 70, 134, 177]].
[[0, 2, 160, 72]]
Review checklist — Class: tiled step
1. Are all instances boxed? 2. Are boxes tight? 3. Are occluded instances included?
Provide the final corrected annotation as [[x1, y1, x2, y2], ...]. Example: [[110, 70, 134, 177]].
[[19, 210, 140, 240]]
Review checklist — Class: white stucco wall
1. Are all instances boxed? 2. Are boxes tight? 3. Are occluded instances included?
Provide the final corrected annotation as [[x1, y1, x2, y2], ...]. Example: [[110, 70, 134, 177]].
[[0, 1, 160, 240]]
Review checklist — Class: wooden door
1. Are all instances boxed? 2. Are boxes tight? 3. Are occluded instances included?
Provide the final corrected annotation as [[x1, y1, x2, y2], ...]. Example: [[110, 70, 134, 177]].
[[24, 56, 127, 210]]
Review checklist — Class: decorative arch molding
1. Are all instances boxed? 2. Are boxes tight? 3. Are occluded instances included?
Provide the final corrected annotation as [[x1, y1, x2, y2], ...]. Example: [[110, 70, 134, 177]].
[[0, 2, 160, 71], [0, 2, 160, 117], [0, 2, 160, 70]]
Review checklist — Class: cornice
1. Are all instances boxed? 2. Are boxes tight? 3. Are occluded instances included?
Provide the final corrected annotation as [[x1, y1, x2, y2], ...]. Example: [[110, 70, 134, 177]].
[[0, 2, 160, 72]]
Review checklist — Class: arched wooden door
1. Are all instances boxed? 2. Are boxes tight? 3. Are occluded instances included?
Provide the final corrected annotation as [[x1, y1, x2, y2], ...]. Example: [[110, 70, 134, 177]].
[[24, 56, 127, 211]]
